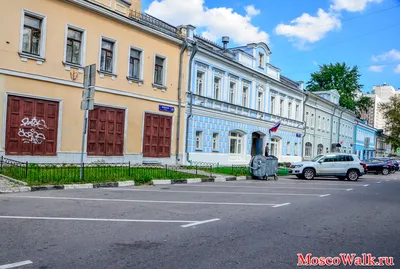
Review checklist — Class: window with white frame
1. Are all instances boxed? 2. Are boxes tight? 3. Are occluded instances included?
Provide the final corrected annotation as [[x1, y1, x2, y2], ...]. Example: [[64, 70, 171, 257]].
[[257, 91, 263, 111], [279, 99, 284, 117], [214, 77, 221, 100], [242, 86, 248, 107], [229, 82, 236, 104], [21, 11, 46, 58], [288, 102, 292, 119], [195, 131, 203, 150], [317, 116, 321, 130], [294, 142, 298, 156], [154, 55, 166, 86], [295, 104, 300, 121], [270, 137, 281, 157], [311, 114, 315, 127], [196, 71, 205, 95], [65, 27, 84, 65], [317, 144, 323, 154], [270, 96, 276, 114], [229, 132, 243, 154], [128, 48, 142, 80], [286, 142, 291, 155], [100, 38, 116, 73], [305, 142, 312, 157], [305, 112, 309, 126], [259, 53, 265, 68], [212, 133, 219, 151]]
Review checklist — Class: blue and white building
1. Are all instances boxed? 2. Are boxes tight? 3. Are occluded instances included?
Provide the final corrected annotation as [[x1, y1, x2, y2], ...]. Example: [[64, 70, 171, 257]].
[[354, 120, 377, 160], [184, 33, 305, 165]]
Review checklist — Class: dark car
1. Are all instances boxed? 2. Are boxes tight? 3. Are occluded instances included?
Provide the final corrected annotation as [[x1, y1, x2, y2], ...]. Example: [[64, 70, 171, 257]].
[[364, 159, 393, 175], [373, 158, 398, 173]]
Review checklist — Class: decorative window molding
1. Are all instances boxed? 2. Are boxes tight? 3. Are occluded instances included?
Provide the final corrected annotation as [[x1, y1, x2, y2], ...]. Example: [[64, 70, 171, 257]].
[[19, 9, 47, 64], [153, 53, 168, 89], [127, 45, 144, 84], [98, 36, 118, 78], [212, 133, 219, 152], [63, 24, 86, 71], [195, 131, 203, 151]]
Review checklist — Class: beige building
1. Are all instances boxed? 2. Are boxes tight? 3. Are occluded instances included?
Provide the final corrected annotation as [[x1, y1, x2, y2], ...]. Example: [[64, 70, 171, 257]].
[[0, 0, 191, 164]]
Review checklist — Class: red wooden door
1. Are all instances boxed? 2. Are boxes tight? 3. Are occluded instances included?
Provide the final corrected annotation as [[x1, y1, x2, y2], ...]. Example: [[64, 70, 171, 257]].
[[5, 95, 59, 156], [87, 106, 125, 156], [143, 113, 172, 158]]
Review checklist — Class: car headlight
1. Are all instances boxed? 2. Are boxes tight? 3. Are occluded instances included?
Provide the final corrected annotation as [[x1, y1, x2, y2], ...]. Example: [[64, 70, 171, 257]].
[[294, 164, 303, 168]]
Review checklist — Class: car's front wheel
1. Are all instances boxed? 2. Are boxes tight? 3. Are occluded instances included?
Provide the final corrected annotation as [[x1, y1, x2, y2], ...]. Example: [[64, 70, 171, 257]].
[[303, 168, 315, 180], [347, 170, 359, 181], [382, 168, 389, 175]]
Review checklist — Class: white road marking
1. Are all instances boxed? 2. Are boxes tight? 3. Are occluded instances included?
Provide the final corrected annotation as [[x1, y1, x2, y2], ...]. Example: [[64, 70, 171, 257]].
[[272, 203, 291, 208], [319, 194, 331, 197], [0, 260, 33, 269], [0, 215, 219, 228], [180, 218, 220, 228], [172, 184, 350, 191], [346, 188, 353, 191], [4, 195, 279, 206], [112, 188, 324, 197], [377, 182, 381, 184], [363, 184, 370, 187]]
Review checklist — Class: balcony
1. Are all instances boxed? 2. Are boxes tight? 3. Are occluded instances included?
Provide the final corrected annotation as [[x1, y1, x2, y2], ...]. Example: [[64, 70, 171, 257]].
[[128, 10, 181, 38], [188, 93, 304, 129]]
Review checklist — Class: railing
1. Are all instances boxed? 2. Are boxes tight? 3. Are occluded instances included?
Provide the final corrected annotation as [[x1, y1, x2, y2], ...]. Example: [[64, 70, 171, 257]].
[[189, 93, 305, 129], [128, 10, 179, 37]]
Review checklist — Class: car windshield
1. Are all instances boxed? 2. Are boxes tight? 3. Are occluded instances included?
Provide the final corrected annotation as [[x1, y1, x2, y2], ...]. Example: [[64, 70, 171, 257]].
[[311, 155, 324, 162]]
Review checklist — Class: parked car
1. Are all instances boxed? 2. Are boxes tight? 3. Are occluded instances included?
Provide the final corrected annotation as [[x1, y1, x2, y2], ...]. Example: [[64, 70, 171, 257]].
[[289, 154, 365, 181], [363, 159, 393, 175], [372, 158, 398, 173]]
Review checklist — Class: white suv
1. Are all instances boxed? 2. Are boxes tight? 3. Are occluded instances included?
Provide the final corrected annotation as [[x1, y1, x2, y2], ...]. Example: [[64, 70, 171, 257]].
[[289, 154, 365, 181]]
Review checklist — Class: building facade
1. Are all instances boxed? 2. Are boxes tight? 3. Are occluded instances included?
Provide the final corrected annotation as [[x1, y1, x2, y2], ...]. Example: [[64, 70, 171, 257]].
[[303, 90, 356, 160], [184, 35, 305, 165], [0, 0, 190, 164], [353, 120, 376, 160]]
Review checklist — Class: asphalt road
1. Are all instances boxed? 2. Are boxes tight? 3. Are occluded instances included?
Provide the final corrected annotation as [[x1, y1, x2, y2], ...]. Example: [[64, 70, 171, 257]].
[[0, 174, 399, 269]]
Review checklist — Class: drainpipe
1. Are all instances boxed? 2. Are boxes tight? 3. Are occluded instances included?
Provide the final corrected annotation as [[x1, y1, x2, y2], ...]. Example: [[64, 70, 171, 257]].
[[301, 93, 309, 161], [337, 109, 345, 152], [329, 105, 339, 152], [175, 40, 188, 164], [184, 43, 198, 164]]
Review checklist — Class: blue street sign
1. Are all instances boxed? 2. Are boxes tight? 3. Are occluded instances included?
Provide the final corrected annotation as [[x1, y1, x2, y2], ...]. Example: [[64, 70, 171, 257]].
[[159, 105, 175, 113], [296, 133, 302, 138]]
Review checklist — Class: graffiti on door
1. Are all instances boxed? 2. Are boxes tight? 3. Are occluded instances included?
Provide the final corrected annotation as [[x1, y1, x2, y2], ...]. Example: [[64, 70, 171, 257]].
[[17, 117, 48, 144]]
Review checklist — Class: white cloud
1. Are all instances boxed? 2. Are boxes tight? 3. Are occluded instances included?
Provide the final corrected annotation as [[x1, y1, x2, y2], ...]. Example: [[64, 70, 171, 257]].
[[395, 64, 400, 73], [369, 65, 385, 72], [313, 61, 318, 65], [145, 0, 269, 44], [331, 0, 383, 12], [372, 49, 400, 62], [245, 5, 260, 17], [275, 9, 341, 48]]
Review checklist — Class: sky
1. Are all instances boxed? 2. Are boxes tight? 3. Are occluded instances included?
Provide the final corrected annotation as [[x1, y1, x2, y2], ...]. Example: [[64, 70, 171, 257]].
[[142, 0, 400, 93]]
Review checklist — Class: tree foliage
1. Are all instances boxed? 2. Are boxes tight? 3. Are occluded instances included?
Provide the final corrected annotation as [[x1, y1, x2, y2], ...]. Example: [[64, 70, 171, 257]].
[[306, 62, 363, 111], [379, 95, 400, 149], [355, 96, 373, 118]]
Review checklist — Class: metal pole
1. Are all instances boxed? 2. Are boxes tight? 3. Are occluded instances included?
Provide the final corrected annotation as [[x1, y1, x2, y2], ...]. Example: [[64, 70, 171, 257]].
[[80, 110, 88, 180]]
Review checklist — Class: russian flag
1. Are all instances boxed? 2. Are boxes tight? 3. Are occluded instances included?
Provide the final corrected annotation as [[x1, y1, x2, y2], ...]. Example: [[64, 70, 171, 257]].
[[269, 121, 281, 134]]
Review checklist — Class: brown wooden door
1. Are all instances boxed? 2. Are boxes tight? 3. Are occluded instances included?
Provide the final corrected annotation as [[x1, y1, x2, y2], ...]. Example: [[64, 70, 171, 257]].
[[5, 95, 59, 156], [143, 113, 172, 158], [87, 106, 125, 156]]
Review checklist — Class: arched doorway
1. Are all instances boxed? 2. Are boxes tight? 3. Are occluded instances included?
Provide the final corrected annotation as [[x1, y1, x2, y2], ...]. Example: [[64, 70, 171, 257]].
[[251, 131, 266, 156], [317, 144, 323, 154]]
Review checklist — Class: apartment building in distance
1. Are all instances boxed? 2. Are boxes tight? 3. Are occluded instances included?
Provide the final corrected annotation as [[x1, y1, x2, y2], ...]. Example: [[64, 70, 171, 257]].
[[0, 0, 191, 164]]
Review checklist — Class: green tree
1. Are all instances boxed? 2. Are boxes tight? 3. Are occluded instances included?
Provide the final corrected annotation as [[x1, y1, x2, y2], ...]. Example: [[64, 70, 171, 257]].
[[306, 62, 363, 111], [355, 96, 373, 118], [379, 95, 400, 150]]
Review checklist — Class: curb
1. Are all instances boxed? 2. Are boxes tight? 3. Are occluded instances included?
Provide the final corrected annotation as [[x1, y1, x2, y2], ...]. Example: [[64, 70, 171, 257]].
[[0, 186, 31, 193], [151, 175, 246, 185], [0, 175, 28, 186]]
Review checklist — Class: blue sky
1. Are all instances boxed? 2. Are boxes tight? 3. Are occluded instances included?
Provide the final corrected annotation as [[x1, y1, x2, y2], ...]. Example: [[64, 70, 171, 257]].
[[144, 0, 400, 93]]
